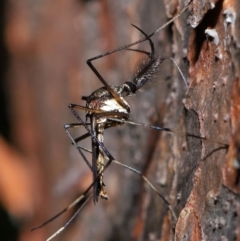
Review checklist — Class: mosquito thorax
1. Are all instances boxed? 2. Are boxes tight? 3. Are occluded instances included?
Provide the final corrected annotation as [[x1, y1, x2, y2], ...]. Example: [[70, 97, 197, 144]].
[[82, 86, 131, 117]]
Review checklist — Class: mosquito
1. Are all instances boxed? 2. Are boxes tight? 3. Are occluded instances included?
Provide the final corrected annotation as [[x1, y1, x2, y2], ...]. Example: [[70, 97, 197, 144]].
[[31, 2, 226, 240]]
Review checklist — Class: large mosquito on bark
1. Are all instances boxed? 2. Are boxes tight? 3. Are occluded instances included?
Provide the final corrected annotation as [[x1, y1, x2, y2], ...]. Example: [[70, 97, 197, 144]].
[[31, 3, 206, 241], [67, 20, 189, 202]]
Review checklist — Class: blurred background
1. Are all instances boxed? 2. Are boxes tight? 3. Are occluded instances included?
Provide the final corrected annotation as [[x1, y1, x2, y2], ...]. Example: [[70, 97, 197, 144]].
[[1, 0, 239, 241]]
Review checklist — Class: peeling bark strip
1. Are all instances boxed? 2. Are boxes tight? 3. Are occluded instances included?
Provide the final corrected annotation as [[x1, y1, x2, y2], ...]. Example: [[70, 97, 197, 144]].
[[1, 0, 239, 241]]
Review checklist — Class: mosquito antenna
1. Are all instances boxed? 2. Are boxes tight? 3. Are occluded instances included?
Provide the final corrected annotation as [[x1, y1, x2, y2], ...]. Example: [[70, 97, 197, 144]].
[[121, 25, 165, 95], [123, 24, 188, 92], [123, 50, 188, 91]]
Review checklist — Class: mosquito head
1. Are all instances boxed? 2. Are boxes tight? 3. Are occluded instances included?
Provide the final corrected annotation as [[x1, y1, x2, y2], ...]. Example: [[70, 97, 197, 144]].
[[82, 96, 88, 101], [121, 82, 137, 96]]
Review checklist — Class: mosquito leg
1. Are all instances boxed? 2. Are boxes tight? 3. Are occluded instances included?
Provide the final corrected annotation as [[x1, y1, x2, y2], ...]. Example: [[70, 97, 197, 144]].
[[65, 104, 104, 114], [151, 2, 191, 37], [72, 145, 228, 223], [108, 145, 229, 222], [106, 117, 229, 147], [68, 104, 116, 184], [69, 104, 133, 202], [74, 125, 114, 144], [86, 57, 129, 111], [65, 106, 128, 174], [84, 2, 191, 96], [74, 132, 90, 143], [66, 109, 226, 154], [31, 132, 114, 232], [73, 144, 177, 220], [65, 104, 128, 148], [125, 48, 152, 57], [65, 123, 91, 144], [68, 104, 129, 119], [86, 24, 155, 109], [68, 105, 123, 161], [32, 112, 116, 231], [46, 194, 93, 241], [111, 159, 177, 221], [85, 2, 191, 64], [107, 117, 176, 133], [64, 114, 121, 170], [31, 135, 117, 232], [31, 193, 92, 231], [65, 126, 93, 171], [131, 24, 155, 57]]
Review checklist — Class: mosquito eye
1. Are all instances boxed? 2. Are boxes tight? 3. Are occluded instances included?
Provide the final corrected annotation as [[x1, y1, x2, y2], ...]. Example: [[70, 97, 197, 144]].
[[123, 82, 137, 95], [82, 96, 88, 101]]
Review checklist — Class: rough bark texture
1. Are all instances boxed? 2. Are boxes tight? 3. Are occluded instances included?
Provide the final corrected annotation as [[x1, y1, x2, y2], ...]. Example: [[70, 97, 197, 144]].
[[0, 0, 239, 241]]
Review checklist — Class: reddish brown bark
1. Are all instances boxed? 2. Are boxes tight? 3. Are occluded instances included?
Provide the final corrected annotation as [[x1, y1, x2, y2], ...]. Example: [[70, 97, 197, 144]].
[[0, 0, 239, 241]]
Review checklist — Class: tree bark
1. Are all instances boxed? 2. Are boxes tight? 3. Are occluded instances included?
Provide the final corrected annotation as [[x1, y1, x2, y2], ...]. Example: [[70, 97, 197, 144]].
[[0, 0, 239, 241]]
